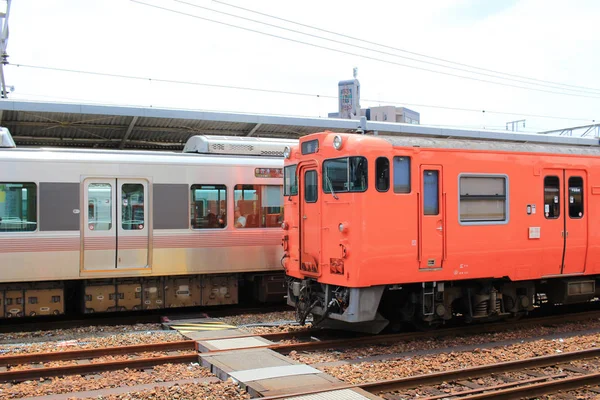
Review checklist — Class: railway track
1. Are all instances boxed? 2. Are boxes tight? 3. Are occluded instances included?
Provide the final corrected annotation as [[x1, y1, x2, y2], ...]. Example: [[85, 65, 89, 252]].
[[0, 340, 197, 383], [0, 303, 290, 334], [259, 347, 600, 399], [201, 309, 600, 355]]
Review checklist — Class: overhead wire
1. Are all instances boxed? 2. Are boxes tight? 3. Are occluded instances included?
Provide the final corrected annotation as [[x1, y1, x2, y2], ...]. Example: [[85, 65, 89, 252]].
[[213, 0, 600, 94], [129, 0, 600, 100], [11, 63, 596, 123], [176, 0, 600, 96]]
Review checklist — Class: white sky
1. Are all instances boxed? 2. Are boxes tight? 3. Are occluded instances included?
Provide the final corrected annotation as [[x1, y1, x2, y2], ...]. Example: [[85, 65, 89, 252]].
[[5, 0, 600, 133]]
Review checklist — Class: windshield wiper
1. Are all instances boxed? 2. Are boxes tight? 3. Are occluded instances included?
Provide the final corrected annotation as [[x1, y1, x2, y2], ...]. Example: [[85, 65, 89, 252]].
[[325, 173, 339, 200]]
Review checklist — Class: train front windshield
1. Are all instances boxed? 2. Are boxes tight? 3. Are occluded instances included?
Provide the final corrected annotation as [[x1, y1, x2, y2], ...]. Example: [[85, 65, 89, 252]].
[[323, 157, 368, 194]]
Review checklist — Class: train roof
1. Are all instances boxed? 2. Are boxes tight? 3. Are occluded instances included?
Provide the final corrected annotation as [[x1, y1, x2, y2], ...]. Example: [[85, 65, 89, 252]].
[[378, 134, 600, 156]]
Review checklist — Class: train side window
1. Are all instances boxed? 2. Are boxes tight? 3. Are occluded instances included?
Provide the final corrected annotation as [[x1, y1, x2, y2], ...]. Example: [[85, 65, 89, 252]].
[[0, 182, 37, 232], [568, 177, 584, 219], [191, 184, 227, 229], [423, 170, 439, 215], [234, 185, 283, 228], [284, 165, 298, 196], [304, 171, 318, 203], [376, 157, 390, 192], [459, 175, 508, 223], [28, 297, 38, 304], [122, 184, 145, 230], [544, 176, 560, 219], [88, 183, 112, 230], [393, 157, 411, 193]]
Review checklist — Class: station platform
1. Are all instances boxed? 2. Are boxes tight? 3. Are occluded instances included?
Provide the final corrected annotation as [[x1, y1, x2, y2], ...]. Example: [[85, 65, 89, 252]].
[[194, 331, 377, 398], [164, 316, 377, 399]]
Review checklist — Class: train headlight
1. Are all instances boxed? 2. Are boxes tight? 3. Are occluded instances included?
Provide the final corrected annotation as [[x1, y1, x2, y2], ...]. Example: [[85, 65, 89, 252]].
[[281, 221, 289, 230], [333, 135, 343, 150], [338, 222, 348, 233], [283, 146, 291, 159]]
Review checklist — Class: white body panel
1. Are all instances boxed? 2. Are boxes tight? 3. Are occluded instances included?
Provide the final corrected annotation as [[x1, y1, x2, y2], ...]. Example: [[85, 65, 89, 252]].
[[0, 147, 284, 283]]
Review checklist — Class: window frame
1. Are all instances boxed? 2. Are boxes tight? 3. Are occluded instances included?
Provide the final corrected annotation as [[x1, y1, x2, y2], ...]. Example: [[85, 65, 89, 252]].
[[322, 156, 368, 194], [457, 173, 510, 226], [568, 176, 584, 219], [190, 184, 228, 230], [284, 164, 298, 196], [0, 182, 39, 233], [543, 176, 561, 220], [304, 170, 318, 203], [392, 156, 411, 194], [233, 184, 283, 229], [375, 157, 390, 192]]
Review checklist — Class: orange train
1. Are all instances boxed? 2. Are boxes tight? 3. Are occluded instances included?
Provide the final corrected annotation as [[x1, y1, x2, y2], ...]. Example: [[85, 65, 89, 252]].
[[281, 130, 600, 333]]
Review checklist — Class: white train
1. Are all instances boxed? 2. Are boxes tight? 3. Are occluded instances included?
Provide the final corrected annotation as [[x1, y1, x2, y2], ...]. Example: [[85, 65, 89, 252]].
[[0, 128, 297, 317]]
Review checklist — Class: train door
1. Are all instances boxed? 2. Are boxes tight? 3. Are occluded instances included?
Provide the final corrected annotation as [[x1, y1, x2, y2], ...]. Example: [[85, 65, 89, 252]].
[[419, 165, 445, 269], [298, 164, 320, 275], [540, 169, 587, 275], [540, 170, 564, 276], [117, 179, 149, 269], [563, 170, 586, 274], [83, 178, 149, 271]]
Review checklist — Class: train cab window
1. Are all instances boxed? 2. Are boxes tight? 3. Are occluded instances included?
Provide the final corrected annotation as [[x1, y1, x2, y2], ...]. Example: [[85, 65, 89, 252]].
[[284, 165, 298, 196], [304, 171, 318, 203], [191, 185, 227, 229], [88, 183, 112, 230], [122, 184, 145, 230], [0, 183, 37, 232], [459, 175, 508, 223], [323, 157, 368, 194], [423, 170, 439, 215], [568, 177, 584, 219], [393, 156, 411, 193], [234, 185, 283, 228], [376, 157, 390, 192], [544, 176, 560, 219]]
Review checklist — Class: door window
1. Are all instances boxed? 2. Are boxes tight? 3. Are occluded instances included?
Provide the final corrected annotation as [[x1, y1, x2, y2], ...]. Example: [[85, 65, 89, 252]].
[[568, 177, 584, 218], [121, 184, 145, 230], [304, 170, 317, 203], [423, 170, 439, 215], [376, 157, 390, 192], [88, 183, 112, 230], [544, 176, 560, 219]]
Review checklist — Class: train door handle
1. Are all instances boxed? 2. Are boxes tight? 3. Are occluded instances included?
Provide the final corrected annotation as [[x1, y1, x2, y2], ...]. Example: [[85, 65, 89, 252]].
[[436, 227, 443, 231]]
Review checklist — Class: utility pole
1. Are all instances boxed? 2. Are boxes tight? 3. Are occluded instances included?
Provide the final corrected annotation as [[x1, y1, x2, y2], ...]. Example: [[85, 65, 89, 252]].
[[506, 119, 526, 132], [0, 0, 11, 99]]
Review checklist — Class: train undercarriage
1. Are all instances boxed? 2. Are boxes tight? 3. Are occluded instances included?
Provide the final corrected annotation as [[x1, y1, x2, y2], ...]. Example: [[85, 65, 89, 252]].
[[0, 272, 286, 318], [287, 277, 600, 334]]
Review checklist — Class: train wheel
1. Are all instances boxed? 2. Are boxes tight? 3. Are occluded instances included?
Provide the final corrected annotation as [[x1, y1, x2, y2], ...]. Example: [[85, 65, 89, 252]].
[[16, 312, 23, 317], [6, 313, 12, 318], [53, 310, 60, 315], [29, 311, 37, 317]]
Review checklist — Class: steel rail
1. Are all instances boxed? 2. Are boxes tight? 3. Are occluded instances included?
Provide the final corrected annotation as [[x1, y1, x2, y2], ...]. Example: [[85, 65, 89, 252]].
[[0, 353, 199, 383], [454, 372, 600, 399], [419, 374, 567, 399], [258, 347, 600, 400], [0, 340, 195, 366], [201, 309, 600, 354], [360, 347, 600, 393]]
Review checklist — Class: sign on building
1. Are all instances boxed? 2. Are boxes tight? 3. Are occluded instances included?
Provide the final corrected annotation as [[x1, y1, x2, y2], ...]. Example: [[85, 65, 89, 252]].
[[338, 79, 360, 119]]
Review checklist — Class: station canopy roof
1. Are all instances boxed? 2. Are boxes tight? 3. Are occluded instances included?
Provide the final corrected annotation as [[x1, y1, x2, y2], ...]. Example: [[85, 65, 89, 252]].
[[0, 100, 595, 151]]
